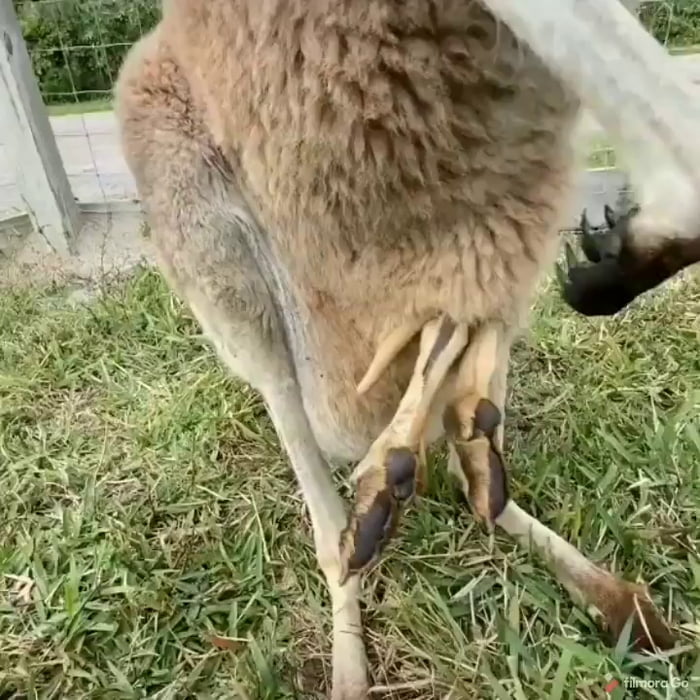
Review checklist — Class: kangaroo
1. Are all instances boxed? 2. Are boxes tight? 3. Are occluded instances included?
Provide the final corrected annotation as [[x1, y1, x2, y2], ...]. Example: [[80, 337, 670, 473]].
[[115, 1, 693, 696]]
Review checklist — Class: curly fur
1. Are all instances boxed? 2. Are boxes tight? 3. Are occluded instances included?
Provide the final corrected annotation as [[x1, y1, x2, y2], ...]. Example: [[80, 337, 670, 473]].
[[116, 0, 580, 462]]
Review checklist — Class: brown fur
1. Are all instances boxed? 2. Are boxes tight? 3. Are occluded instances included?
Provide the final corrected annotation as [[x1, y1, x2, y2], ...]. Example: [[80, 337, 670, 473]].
[[572, 569, 675, 651], [116, 0, 578, 462], [113, 2, 640, 694]]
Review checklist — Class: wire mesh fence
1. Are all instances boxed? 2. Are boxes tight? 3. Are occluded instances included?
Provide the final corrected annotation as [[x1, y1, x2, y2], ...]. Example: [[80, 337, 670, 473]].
[[1, 0, 160, 219], [1, 0, 699, 224], [12, 0, 697, 110], [14, 0, 159, 106]]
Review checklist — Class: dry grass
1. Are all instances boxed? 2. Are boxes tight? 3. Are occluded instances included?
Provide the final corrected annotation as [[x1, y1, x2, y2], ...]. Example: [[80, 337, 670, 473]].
[[1, 264, 699, 699]]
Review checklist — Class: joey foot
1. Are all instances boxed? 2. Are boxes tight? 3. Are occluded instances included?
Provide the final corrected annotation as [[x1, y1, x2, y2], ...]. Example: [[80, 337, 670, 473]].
[[339, 447, 419, 582], [448, 397, 509, 525], [339, 314, 469, 583]]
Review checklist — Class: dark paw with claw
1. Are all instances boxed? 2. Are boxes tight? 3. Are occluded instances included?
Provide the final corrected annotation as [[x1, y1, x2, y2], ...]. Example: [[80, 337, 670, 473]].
[[339, 447, 418, 582], [454, 398, 509, 524], [557, 205, 643, 317]]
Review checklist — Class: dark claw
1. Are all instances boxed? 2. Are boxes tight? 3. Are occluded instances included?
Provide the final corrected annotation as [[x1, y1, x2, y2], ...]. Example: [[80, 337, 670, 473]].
[[579, 209, 589, 235], [604, 203, 616, 229], [579, 208, 621, 263], [393, 478, 416, 501], [473, 398, 502, 438], [344, 491, 395, 575], [386, 448, 417, 500], [487, 446, 508, 521]]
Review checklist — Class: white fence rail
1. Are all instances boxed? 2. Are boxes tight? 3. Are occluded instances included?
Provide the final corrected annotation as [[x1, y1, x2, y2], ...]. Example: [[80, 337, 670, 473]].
[[1, 0, 79, 254]]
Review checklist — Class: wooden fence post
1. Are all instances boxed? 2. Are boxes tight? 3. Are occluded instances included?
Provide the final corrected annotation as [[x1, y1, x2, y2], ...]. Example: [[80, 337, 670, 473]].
[[0, 0, 79, 255]]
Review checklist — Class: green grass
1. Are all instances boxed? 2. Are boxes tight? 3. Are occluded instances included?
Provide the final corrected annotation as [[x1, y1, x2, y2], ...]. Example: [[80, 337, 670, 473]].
[[47, 98, 113, 117], [1, 265, 699, 699]]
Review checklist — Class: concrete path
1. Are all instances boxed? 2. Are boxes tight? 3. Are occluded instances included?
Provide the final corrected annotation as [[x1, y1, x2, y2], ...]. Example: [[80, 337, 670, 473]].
[[0, 112, 135, 218], [2, 55, 699, 222]]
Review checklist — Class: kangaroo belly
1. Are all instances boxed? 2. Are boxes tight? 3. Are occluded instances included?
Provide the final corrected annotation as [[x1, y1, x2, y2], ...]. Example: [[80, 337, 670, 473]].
[[161, 0, 581, 462], [279, 188, 572, 463]]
